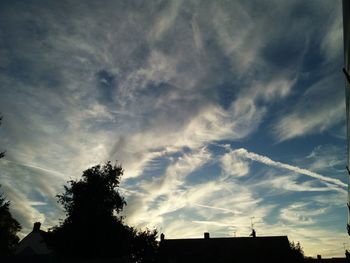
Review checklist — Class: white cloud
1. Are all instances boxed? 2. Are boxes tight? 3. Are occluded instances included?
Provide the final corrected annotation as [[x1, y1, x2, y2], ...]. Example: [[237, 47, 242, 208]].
[[148, 0, 183, 41], [305, 145, 344, 172], [123, 147, 212, 227], [220, 151, 249, 177], [0, 161, 64, 237], [279, 202, 326, 226], [274, 74, 345, 141], [256, 173, 341, 193], [320, 3, 343, 62]]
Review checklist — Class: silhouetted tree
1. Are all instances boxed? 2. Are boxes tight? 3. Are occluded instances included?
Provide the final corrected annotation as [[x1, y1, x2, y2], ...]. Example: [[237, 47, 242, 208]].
[[289, 241, 304, 262], [0, 185, 21, 255], [0, 116, 20, 255], [131, 228, 158, 263], [57, 161, 126, 222], [50, 162, 158, 262]]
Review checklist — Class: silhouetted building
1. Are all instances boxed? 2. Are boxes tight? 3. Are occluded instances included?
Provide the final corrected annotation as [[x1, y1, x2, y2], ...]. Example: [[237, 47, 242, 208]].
[[159, 232, 295, 263], [305, 256, 349, 263], [15, 222, 53, 258]]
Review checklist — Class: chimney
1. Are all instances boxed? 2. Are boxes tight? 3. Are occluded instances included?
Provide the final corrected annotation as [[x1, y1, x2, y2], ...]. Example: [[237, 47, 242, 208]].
[[33, 222, 41, 232], [204, 232, 210, 239]]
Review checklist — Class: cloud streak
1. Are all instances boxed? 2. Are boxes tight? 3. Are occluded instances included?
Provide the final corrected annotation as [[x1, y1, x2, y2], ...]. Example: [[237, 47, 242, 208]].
[[194, 203, 243, 215], [230, 148, 346, 188], [274, 73, 344, 142]]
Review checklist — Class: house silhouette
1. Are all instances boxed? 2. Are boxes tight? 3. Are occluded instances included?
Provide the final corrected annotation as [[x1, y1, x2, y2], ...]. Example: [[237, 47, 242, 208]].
[[14, 222, 53, 262], [159, 232, 296, 263]]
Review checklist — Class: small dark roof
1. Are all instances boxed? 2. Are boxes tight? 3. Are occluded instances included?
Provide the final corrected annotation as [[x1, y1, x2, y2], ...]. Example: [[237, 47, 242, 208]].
[[159, 236, 292, 263]]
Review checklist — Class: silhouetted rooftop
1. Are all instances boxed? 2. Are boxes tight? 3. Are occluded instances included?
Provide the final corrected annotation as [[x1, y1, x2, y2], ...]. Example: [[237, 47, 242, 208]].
[[159, 234, 294, 263]]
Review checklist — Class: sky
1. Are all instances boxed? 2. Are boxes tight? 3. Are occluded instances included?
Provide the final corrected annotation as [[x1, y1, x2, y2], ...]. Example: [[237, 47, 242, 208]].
[[0, 0, 347, 258]]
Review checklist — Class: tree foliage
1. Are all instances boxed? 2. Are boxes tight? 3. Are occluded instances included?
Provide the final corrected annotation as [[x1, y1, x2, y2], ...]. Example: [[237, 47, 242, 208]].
[[0, 116, 21, 255], [0, 186, 21, 255], [57, 162, 126, 223], [289, 241, 304, 262], [130, 228, 159, 263], [50, 162, 158, 262]]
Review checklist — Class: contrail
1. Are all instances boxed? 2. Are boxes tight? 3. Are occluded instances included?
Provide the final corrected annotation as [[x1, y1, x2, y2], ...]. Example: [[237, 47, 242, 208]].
[[233, 148, 347, 188], [2, 159, 66, 178], [194, 203, 242, 214], [192, 220, 234, 227]]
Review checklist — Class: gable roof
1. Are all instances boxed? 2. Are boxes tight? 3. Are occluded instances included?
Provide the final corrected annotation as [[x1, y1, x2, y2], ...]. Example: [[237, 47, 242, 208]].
[[15, 223, 52, 256]]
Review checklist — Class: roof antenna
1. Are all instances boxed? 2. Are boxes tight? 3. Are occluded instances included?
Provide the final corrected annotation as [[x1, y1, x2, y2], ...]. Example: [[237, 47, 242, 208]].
[[343, 242, 350, 259], [251, 217, 255, 228], [250, 217, 256, 237]]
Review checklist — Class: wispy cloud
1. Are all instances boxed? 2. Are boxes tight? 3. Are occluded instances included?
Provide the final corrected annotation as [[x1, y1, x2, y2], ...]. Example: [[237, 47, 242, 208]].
[[279, 202, 326, 226], [220, 151, 249, 177], [274, 73, 344, 141], [0, 0, 346, 257], [256, 173, 343, 193]]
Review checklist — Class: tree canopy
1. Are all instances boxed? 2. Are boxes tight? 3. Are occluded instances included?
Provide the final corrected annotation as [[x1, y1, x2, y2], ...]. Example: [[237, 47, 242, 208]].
[[0, 186, 21, 255], [0, 115, 21, 255], [289, 241, 304, 262], [50, 162, 158, 262], [57, 161, 126, 224]]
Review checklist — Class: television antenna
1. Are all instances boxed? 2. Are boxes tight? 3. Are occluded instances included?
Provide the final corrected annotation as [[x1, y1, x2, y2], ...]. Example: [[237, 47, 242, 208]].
[[250, 217, 257, 237], [251, 217, 255, 229]]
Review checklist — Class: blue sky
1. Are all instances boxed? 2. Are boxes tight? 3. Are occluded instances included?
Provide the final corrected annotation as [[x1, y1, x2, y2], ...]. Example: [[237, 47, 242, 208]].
[[0, 0, 347, 257]]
